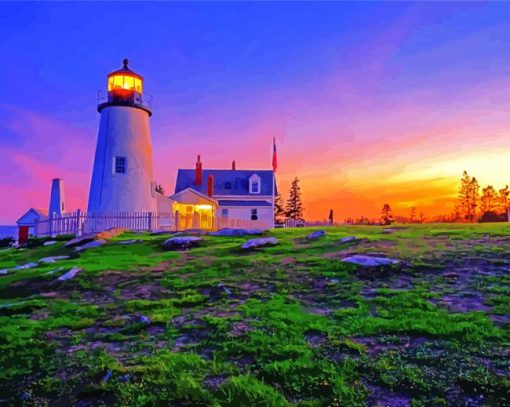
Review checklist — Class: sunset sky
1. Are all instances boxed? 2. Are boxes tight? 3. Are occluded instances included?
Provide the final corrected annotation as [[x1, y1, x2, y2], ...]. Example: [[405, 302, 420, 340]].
[[2, 2, 510, 224]]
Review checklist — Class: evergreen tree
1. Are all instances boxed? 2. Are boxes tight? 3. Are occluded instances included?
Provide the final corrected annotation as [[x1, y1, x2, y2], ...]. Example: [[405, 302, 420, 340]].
[[458, 171, 471, 221], [481, 185, 497, 214], [498, 185, 509, 214], [457, 171, 480, 221], [285, 177, 304, 221], [409, 207, 416, 223], [380, 203, 394, 225], [469, 177, 480, 221], [274, 192, 285, 222]]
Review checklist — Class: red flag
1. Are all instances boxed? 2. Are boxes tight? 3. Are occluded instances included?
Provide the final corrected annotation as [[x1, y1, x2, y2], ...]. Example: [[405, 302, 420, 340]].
[[272, 137, 278, 172]]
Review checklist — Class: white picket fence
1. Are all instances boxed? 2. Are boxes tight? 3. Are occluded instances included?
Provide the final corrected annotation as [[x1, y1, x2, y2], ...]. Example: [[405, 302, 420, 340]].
[[34, 210, 271, 238], [34, 210, 173, 237]]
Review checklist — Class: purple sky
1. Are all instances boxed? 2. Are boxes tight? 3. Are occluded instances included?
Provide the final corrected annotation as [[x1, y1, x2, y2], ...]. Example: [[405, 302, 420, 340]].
[[2, 2, 510, 223]]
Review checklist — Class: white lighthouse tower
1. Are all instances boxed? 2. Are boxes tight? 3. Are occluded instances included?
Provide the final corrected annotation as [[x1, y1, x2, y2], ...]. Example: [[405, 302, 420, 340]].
[[87, 59, 157, 214]]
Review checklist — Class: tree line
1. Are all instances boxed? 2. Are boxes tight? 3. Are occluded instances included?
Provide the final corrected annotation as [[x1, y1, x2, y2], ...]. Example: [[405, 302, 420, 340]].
[[454, 170, 508, 222]]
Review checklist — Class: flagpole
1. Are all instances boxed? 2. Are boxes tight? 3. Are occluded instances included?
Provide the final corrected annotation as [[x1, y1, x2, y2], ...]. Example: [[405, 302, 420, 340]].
[[272, 139, 275, 229]]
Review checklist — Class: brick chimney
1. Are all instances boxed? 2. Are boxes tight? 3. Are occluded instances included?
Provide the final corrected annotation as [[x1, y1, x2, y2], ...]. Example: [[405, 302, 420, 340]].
[[195, 155, 202, 186], [207, 174, 214, 197], [231, 160, 236, 170]]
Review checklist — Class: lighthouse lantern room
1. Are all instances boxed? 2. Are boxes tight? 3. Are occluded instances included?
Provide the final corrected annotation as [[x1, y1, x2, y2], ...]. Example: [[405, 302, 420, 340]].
[[87, 59, 157, 215]]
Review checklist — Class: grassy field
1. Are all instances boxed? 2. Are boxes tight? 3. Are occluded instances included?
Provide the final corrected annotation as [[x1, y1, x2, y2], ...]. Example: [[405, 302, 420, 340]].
[[0, 224, 509, 406]]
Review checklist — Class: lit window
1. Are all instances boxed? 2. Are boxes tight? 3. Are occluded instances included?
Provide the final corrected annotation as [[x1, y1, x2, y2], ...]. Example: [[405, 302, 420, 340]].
[[113, 75, 123, 89], [222, 208, 229, 217], [134, 78, 142, 92], [115, 156, 126, 174], [123, 76, 135, 90], [251, 209, 258, 221]]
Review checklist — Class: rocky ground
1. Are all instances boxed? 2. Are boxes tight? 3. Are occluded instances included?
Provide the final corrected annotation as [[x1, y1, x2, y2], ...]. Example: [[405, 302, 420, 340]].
[[0, 224, 509, 406]]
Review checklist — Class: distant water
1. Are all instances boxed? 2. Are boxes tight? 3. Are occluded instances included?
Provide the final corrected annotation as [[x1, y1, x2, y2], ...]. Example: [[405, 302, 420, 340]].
[[0, 226, 17, 239]]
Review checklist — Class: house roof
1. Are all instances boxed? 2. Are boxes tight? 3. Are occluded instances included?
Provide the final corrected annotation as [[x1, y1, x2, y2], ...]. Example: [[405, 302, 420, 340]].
[[218, 200, 272, 207], [17, 207, 49, 225], [175, 169, 276, 197]]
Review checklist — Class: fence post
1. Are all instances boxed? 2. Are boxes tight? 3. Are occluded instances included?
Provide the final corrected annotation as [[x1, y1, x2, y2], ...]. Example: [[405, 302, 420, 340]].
[[49, 213, 53, 237], [148, 212, 153, 232], [76, 209, 81, 236]]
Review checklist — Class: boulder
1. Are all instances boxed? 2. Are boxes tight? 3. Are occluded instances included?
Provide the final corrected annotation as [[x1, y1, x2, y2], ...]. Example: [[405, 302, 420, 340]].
[[306, 230, 327, 240], [74, 239, 107, 252], [43, 240, 58, 246], [162, 236, 203, 250], [342, 255, 399, 267], [340, 236, 357, 244], [39, 256, 70, 264], [57, 267, 83, 282], [241, 237, 279, 250], [209, 228, 265, 237]]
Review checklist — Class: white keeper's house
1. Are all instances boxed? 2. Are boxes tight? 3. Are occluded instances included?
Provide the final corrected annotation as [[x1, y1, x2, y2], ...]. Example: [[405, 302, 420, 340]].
[[171, 156, 276, 230]]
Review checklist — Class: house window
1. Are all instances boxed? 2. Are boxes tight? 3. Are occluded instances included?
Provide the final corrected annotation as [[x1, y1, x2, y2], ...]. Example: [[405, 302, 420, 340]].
[[221, 208, 229, 217], [251, 208, 258, 221], [249, 174, 261, 194], [115, 156, 126, 174]]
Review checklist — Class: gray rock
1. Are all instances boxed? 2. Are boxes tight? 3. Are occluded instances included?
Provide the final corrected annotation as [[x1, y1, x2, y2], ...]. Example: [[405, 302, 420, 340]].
[[306, 230, 326, 240], [340, 236, 357, 244], [117, 239, 143, 245], [65, 234, 97, 248], [217, 283, 232, 295], [57, 267, 83, 281], [0, 269, 8, 275], [74, 239, 107, 252], [241, 237, 279, 250], [162, 236, 203, 250], [209, 228, 265, 237], [43, 240, 58, 246], [102, 369, 112, 382], [13, 262, 38, 270], [139, 315, 151, 325], [39, 255, 70, 264], [342, 255, 399, 267]]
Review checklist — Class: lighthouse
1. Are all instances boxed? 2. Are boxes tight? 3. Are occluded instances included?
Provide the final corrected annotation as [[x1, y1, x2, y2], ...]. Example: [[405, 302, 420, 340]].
[[87, 59, 157, 214]]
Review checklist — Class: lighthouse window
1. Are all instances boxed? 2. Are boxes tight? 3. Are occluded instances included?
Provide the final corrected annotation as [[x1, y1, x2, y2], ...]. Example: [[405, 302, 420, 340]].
[[134, 78, 142, 92], [251, 209, 258, 221], [113, 75, 124, 89], [123, 76, 135, 90], [115, 156, 126, 174]]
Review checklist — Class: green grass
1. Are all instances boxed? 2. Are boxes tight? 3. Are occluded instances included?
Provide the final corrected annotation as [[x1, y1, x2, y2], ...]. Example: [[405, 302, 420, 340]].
[[0, 224, 509, 405]]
